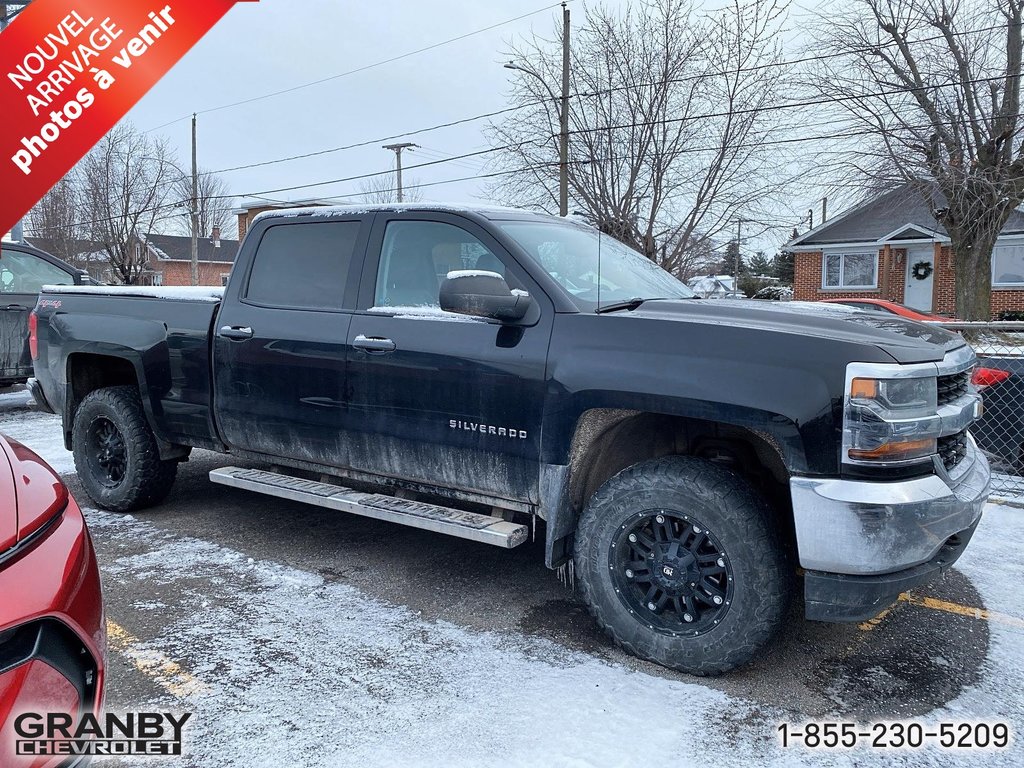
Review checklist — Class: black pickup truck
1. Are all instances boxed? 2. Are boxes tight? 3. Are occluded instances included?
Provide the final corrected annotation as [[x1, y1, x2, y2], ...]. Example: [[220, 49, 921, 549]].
[[30, 204, 990, 674]]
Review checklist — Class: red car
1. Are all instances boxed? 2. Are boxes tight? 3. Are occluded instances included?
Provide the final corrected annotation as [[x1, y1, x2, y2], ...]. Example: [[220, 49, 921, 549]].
[[0, 435, 104, 767], [819, 298, 949, 322]]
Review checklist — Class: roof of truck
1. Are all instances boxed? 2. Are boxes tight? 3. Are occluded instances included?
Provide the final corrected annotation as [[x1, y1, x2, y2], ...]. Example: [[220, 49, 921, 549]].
[[251, 203, 570, 224]]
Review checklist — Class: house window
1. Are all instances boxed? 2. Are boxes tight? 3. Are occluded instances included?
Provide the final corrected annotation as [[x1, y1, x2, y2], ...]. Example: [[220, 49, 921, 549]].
[[152, 273, 163, 286], [822, 252, 877, 289], [992, 244, 1024, 286]]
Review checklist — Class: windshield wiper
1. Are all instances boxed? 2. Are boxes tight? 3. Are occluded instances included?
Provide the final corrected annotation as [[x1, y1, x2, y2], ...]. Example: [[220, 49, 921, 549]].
[[596, 297, 647, 314]]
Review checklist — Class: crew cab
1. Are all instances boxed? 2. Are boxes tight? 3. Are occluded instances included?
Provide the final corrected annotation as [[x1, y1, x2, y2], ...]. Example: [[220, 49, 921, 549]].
[[0, 241, 92, 390], [29, 204, 990, 674]]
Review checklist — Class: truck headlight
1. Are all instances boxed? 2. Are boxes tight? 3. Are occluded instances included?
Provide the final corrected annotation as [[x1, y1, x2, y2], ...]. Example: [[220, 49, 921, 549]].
[[844, 374, 938, 464]]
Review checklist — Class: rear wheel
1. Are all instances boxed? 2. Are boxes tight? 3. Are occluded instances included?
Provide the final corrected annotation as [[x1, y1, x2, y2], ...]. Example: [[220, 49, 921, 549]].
[[72, 386, 177, 512], [574, 456, 789, 675]]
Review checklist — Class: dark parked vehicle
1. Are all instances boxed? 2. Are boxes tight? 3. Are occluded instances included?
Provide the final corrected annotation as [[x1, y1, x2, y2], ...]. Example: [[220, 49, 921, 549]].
[[29, 204, 990, 674], [0, 242, 92, 390], [971, 358, 1024, 473]]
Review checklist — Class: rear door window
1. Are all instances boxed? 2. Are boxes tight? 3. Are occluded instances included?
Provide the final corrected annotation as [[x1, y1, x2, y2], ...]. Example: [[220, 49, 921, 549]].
[[246, 221, 360, 310]]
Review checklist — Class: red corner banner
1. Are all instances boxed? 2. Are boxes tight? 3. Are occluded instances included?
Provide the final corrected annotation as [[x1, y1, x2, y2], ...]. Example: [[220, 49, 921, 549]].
[[0, 0, 257, 237]]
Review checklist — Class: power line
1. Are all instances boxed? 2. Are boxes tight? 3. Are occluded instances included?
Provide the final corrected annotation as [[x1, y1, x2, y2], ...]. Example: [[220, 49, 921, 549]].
[[201, 74, 1024, 205], [208, 103, 535, 174], [47, 96, 1024, 233], [204, 21, 1016, 178], [144, 2, 571, 133]]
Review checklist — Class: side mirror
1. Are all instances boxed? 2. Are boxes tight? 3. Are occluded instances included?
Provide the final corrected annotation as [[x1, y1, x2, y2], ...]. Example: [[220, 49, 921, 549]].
[[439, 270, 533, 322]]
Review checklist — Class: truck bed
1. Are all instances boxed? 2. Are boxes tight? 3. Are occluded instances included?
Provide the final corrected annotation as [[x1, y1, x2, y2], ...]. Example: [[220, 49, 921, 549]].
[[33, 285, 224, 453]]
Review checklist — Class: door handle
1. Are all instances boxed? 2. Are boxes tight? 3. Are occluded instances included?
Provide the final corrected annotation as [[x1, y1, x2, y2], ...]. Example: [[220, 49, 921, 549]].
[[353, 334, 396, 353], [218, 325, 253, 341], [2, 304, 25, 311]]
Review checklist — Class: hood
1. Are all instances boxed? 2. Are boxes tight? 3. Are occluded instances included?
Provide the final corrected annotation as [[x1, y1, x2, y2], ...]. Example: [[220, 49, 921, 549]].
[[0, 441, 14, 554], [0, 435, 68, 549], [628, 299, 964, 364]]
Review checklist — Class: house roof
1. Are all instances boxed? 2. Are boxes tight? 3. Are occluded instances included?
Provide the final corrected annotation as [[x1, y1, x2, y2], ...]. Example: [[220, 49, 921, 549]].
[[25, 236, 108, 259], [787, 185, 1024, 249], [145, 233, 239, 263]]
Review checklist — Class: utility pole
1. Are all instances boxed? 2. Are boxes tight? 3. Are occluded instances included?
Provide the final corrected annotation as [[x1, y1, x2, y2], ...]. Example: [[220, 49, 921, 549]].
[[821, 196, 828, 224], [382, 143, 417, 203], [735, 217, 748, 282], [503, 3, 571, 217], [190, 115, 199, 290], [558, 2, 570, 217]]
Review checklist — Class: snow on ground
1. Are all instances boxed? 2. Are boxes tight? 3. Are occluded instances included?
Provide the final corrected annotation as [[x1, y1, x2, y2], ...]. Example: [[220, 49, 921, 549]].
[[88, 508, 766, 768], [80, 503, 1024, 768], [0, 392, 74, 474], [2, 402, 1022, 766], [80, 498, 1024, 768], [0, 387, 31, 409], [926, 503, 1024, 737]]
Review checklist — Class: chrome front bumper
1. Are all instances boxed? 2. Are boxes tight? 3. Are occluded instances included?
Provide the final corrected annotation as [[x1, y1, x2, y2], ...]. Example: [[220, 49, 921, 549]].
[[791, 434, 990, 576]]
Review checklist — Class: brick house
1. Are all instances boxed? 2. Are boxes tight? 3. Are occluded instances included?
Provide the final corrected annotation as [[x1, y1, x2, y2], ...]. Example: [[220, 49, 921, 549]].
[[142, 230, 239, 286], [234, 198, 344, 241], [787, 186, 1024, 317]]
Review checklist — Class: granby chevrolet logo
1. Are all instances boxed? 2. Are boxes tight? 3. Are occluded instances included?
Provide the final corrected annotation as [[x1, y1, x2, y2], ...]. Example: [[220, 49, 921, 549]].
[[14, 711, 192, 757]]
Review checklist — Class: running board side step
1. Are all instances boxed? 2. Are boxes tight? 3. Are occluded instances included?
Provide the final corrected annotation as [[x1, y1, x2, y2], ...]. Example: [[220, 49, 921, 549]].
[[209, 467, 529, 549]]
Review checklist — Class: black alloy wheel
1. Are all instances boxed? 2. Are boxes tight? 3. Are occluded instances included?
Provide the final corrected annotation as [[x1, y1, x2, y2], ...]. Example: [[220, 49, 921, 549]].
[[87, 416, 128, 488], [611, 510, 733, 636]]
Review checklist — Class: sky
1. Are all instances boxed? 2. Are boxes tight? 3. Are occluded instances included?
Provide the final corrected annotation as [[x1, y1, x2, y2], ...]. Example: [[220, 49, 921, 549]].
[[13, 0, 827, 254], [129, 1, 591, 213]]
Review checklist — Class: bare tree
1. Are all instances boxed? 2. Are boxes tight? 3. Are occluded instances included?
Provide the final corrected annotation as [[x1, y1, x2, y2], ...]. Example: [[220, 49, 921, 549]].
[[356, 171, 424, 203], [171, 169, 236, 239], [810, 0, 1024, 320], [26, 178, 88, 267], [78, 123, 178, 284], [488, 0, 796, 277]]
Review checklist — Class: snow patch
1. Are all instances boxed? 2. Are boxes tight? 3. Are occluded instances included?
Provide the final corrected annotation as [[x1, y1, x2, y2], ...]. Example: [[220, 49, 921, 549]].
[[0, 411, 73, 474], [445, 269, 503, 280], [85, 509, 775, 768], [252, 202, 550, 224], [42, 285, 224, 302], [368, 305, 483, 322]]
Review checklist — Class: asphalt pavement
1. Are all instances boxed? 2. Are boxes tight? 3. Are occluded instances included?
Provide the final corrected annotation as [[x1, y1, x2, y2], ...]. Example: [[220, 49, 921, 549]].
[[1, 385, 1021, 767]]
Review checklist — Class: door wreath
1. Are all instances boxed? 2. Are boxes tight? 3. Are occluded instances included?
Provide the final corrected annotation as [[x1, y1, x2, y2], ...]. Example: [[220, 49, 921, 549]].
[[911, 260, 933, 280]]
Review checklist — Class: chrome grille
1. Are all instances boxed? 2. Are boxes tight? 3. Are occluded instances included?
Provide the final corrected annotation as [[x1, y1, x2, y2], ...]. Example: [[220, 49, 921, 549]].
[[937, 371, 971, 407], [938, 431, 969, 471]]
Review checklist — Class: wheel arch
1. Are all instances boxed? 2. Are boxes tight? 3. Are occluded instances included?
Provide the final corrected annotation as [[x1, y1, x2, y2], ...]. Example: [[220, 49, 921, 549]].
[[64, 352, 185, 460], [542, 406, 798, 568]]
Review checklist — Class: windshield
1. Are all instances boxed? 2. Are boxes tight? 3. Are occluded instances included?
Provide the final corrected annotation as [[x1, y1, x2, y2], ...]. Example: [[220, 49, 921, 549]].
[[497, 220, 695, 309]]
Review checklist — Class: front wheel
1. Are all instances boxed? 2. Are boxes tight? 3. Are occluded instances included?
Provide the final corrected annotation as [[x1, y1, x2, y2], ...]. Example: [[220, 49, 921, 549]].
[[72, 386, 178, 512], [574, 456, 789, 675]]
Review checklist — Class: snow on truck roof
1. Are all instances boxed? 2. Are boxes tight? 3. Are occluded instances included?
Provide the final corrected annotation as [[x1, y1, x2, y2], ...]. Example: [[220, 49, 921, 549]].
[[251, 202, 566, 224], [42, 285, 225, 302]]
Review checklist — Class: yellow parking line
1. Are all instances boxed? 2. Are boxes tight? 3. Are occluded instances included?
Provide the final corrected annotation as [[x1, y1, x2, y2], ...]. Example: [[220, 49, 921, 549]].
[[857, 604, 895, 631], [897, 593, 1024, 629], [106, 620, 209, 699]]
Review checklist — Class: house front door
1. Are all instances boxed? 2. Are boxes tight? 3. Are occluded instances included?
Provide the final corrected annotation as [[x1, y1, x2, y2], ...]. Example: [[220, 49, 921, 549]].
[[904, 248, 935, 312]]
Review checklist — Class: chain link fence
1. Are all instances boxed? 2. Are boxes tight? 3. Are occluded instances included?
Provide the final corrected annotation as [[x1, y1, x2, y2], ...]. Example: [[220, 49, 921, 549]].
[[936, 321, 1024, 502]]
